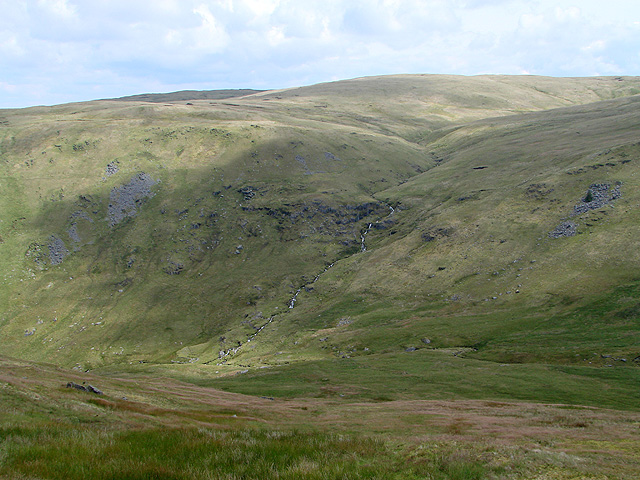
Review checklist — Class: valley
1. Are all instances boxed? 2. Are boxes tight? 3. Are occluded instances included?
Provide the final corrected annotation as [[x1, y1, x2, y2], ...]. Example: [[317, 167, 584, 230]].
[[1, 74, 639, 478]]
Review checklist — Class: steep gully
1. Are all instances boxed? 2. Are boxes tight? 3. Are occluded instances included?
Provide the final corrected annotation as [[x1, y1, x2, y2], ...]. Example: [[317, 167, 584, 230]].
[[212, 202, 396, 365]]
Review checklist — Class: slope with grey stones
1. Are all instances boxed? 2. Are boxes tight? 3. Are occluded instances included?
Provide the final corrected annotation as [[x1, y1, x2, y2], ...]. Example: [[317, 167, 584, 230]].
[[549, 183, 621, 238], [108, 173, 158, 227]]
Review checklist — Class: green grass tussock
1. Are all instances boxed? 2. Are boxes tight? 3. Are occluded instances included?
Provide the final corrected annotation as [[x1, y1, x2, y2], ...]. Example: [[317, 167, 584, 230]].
[[0, 425, 478, 480]]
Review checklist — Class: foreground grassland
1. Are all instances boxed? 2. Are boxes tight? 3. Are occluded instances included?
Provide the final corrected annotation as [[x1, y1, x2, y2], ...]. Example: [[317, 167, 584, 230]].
[[1, 75, 640, 478], [2, 356, 640, 479]]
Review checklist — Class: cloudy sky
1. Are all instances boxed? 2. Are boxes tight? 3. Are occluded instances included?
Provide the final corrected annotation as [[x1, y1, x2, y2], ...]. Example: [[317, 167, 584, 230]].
[[1, 0, 640, 108]]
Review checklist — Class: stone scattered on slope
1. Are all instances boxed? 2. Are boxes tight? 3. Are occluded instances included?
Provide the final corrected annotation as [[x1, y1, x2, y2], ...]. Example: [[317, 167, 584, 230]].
[[573, 183, 621, 215], [108, 173, 158, 226], [47, 235, 69, 265], [549, 221, 577, 239], [66, 381, 103, 395], [163, 260, 184, 275], [549, 183, 621, 238], [67, 224, 81, 243], [422, 227, 451, 242], [105, 161, 119, 177]]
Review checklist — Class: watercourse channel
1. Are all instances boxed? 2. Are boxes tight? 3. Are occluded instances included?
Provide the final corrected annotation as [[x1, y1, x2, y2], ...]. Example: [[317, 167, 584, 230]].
[[214, 202, 396, 365]]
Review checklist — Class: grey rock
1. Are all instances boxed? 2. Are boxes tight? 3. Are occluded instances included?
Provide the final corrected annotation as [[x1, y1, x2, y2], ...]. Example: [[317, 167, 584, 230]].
[[549, 182, 622, 238], [573, 183, 619, 214], [70, 210, 93, 222], [86, 384, 103, 395], [105, 161, 119, 176], [422, 228, 450, 242], [47, 235, 69, 265], [66, 381, 87, 391], [238, 186, 255, 200], [295, 155, 310, 172], [548, 221, 577, 238], [163, 260, 184, 275], [108, 173, 158, 226], [66, 382, 102, 394], [336, 318, 352, 327], [67, 223, 81, 243]]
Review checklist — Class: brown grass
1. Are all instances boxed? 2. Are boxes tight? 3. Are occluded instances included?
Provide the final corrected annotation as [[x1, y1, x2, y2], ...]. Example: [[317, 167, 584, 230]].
[[3, 355, 640, 478]]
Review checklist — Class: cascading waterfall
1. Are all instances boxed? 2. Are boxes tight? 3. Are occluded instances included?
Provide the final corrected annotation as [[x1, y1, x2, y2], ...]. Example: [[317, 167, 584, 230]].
[[360, 223, 373, 252], [359, 202, 395, 253], [216, 201, 396, 364]]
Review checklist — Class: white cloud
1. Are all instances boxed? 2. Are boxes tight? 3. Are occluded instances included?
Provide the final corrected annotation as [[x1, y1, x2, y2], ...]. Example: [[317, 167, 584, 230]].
[[242, 0, 280, 18], [554, 6, 580, 22], [0, 81, 18, 93], [1, 0, 639, 107], [0, 34, 24, 56], [519, 13, 546, 32], [582, 40, 606, 53], [164, 29, 183, 46], [37, 0, 77, 18], [267, 25, 286, 46], [192, 4, 230, 52]]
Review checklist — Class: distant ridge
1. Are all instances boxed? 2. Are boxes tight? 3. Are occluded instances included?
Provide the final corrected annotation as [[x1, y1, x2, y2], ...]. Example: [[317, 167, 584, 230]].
[[110, 89, 267, 103]]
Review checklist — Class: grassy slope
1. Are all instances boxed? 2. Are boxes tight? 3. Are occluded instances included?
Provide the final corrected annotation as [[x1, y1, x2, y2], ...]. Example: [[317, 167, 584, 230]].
[[193, 89, 640, 413], [253, 74, 640, 141], [305, 95, 640, 327], [0, 74, 638, 410], [0, 98, 434, 368], [326, 95, 640, 357], [2, 354, 639, 479], [2, 74, 640, 479]]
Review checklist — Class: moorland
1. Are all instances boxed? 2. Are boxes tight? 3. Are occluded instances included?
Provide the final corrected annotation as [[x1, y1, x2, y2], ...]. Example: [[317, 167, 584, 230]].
[[1, 74, 639, 479]]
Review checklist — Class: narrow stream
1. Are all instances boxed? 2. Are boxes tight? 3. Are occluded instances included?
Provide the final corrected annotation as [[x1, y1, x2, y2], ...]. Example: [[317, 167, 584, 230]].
[[289, 289, 302, 309], [360, 223, 373, 252], [214, 201, 396, 364], [288, 262, 335, 309], [359, 203, 395, 253]]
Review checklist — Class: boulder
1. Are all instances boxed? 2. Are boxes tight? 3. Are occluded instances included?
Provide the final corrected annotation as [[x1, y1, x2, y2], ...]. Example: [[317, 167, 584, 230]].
[[66, 381, 102, 394]]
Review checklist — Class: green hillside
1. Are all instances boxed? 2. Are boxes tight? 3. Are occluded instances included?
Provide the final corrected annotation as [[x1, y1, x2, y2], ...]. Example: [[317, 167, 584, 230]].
[[0, 74, 638, 390], [2, 74, 640, 479]]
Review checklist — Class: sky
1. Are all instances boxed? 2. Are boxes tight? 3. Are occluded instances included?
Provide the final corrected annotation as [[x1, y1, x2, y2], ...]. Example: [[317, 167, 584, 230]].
[[1, 0, 640, 108]]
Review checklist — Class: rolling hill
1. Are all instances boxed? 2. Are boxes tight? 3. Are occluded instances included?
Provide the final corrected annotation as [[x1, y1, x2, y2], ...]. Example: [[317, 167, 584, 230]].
[[1, 74, 639, 374], [2, 73, 640, 479]]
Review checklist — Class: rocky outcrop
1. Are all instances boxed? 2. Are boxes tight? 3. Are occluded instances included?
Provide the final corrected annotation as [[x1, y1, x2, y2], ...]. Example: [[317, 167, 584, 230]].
[[548, 221, 577, 239], [241, 200, 388, 242], [66, 381, 103, 395], [105, 161, 119, 177], [422, 228, 451, 242], [108, 173, 158, 226], [163, 260, 184, 275], [573, 183, 621, 215], [47, 235, 69, 265], [549, 182, 621, 238]]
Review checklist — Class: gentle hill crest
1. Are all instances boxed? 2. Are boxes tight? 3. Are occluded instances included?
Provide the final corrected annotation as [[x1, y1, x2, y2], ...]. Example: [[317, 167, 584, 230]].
[[110, 89, 267, 103]]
